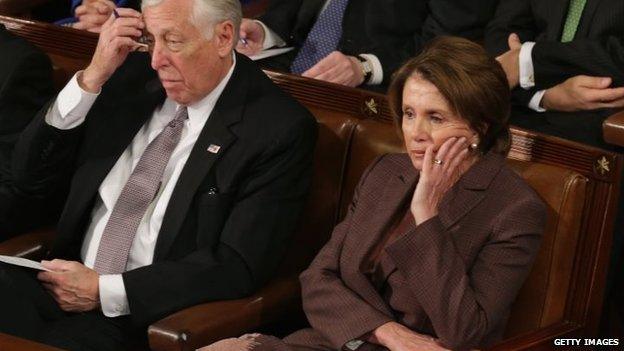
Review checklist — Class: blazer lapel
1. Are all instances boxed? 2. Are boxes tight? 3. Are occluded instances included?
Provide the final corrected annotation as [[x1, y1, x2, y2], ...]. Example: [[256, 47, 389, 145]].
[[544, 0, 570, 40], [576, 0, 604, 38], [437, 152, 504, 230], [300, 0, 326, 21], [344, 156, 417, 314], [153, 59, 247, 260]]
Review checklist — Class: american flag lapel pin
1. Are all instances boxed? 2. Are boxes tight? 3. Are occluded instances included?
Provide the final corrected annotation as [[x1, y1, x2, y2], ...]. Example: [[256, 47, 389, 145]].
[[207, 144, 221, 154]]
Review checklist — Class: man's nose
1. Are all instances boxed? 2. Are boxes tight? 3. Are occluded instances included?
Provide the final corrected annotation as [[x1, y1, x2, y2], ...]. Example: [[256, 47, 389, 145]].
[[150, 43, 167, 70]]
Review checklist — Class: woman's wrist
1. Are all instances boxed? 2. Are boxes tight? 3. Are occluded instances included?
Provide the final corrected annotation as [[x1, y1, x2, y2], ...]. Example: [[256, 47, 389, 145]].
[[410, 203, 437, 226], [371, 322, 402, 348]]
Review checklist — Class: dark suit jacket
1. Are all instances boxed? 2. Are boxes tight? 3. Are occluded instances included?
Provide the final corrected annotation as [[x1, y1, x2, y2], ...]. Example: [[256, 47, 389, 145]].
[[32, 0, 142, 23], [242, 152, 545, 351], [258, 0, 400, 81], [259, 0, 499, 87], [0, 24, 56, 236], [13, 52, 317, 326], [485, 0, 624, 106]]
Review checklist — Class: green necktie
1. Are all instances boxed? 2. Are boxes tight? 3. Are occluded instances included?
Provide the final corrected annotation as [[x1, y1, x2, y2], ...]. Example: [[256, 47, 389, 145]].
[[561, 0, 587, 42]]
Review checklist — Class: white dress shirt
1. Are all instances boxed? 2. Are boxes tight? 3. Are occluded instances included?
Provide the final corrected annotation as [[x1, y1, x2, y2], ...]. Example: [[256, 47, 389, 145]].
[[518, 42, 547, 112], [255, 0, 384, 85], [44, 55, 236, 317]]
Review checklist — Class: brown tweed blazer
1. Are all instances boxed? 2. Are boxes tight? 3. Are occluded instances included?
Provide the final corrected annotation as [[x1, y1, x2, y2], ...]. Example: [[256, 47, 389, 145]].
[[238, 152, 546, 351]]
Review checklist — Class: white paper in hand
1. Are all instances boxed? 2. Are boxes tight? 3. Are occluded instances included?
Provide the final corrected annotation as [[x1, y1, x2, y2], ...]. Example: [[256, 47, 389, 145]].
[[249, 47, 294, 61], [0, 255, 51, 271]]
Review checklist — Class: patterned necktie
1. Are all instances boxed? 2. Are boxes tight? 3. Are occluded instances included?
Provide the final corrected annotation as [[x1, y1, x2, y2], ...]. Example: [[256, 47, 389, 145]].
[[561, 0, 587, 42], [290, 0, 349, 74], [93, 107, 189, 274]]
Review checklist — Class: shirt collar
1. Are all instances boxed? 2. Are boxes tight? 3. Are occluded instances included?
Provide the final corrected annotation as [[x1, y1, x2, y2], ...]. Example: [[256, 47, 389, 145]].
[[176, 52, 237, 130]]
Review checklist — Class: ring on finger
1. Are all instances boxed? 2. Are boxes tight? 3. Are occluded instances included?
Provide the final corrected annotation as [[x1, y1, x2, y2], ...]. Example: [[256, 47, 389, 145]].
[[433, 159, 444, 165]]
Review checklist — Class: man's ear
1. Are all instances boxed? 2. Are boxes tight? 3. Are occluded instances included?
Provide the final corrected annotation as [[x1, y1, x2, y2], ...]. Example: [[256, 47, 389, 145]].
[[214, 20, 235, 57]]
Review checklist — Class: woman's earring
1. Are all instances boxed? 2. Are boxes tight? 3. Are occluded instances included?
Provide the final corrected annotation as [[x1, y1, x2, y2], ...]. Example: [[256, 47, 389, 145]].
[[469, 142, 478, 151]]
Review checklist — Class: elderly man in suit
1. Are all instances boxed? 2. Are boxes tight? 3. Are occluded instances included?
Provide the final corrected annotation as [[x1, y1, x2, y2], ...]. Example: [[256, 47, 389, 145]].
[[0, 0, 316, 350], [486, 0, 624, 150], [237, 0, 499, 89]]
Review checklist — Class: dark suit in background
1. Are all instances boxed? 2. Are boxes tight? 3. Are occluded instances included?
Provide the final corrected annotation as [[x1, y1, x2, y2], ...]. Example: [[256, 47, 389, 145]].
[[485, 0, 624, 149], [31, 0, 142, 23], [257, 0, 499, 87], [1, 52, 317, 350], [0, 24, 56, 237], [486, 0, 624, 336]]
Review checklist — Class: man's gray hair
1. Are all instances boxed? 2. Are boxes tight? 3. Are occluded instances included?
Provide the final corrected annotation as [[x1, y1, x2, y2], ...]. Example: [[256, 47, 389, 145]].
[[142, 0, 241, 41]]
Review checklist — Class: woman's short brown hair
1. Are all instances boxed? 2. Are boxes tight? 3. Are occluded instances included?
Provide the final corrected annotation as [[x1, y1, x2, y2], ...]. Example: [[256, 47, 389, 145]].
[[388, 36, 511, 155]]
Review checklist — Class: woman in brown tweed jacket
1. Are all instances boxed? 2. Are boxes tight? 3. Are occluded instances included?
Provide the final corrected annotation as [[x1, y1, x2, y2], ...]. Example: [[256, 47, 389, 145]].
[[201, 36, 546, 351]]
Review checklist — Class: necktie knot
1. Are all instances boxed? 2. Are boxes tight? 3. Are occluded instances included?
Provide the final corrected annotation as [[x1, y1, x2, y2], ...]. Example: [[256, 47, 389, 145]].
[[168, 107, 188, 128]]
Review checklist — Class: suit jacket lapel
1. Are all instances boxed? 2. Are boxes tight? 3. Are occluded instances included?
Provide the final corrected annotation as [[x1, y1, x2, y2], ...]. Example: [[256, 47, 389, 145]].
[[153, 58, 247, 260], [70, 78, 165, 221], [437, 152, 504, 229], [344, 157, 417, 314], [372, 153, 504, 288], [294, 0, 327, 42], [544, 0, 570, 40], [576, 0, 604, 38], [300, 0, 326, 21]]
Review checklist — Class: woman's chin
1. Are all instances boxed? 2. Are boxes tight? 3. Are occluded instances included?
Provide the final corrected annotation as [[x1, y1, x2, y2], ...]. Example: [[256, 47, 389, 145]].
[[409, 156, 424, 171]]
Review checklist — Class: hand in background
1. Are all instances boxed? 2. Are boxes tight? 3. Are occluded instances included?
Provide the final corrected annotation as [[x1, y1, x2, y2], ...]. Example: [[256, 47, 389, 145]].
[[369, 322, 450, 351], [72, 0, 116, 33], [80, 7, 144, 93], [411, 137, 470, 225], [541, 75, 624, 111], [302, 51, 364, 87], [236, 18, 264, 56], [38, 259, 100, 312], [496, 33, 522, 89]]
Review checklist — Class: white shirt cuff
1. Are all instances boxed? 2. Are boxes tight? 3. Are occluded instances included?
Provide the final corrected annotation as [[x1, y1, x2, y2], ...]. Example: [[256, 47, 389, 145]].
[[359, 54, 383, 86], [519, 42, 536, 89], [45, 71, 99, 130], [255, 20, 286, 50], [344, 339, 366, 350], [99, 274, 131, 317], [528, 90, 547, 112]]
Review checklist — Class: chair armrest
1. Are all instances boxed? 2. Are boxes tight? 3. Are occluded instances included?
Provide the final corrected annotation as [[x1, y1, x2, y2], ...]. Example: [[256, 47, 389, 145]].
[[148, 276, 301, 351], [0, 228, 55, 259], [0, 332, 64, 351], [603, 109, 624, 147]]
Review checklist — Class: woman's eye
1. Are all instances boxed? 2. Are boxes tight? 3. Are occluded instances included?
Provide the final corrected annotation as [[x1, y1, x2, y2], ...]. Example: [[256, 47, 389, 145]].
[[403, 111, 414, 119], [429, 115, 443, 123]]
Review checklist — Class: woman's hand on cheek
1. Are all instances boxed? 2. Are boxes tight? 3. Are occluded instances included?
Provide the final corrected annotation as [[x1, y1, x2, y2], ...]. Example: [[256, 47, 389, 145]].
[[411, 136, 470, 225]]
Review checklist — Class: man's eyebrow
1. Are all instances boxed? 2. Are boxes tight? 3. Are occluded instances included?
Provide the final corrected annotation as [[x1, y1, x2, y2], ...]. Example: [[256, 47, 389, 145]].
[[144, 27, 175, 36]]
